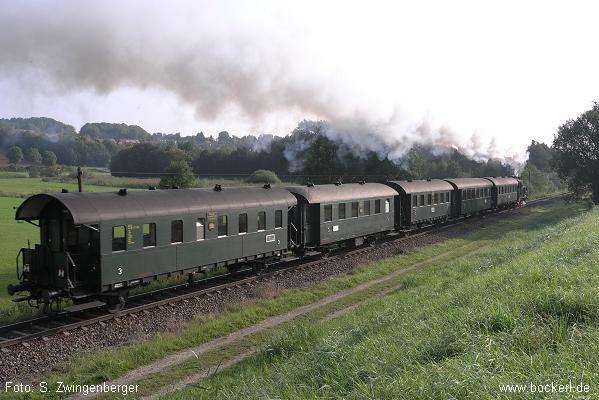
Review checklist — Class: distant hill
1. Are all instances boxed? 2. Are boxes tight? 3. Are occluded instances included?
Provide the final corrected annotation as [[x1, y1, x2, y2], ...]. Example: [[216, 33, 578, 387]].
[[80, 122, 150, 141], [0, 117, 76, 139]]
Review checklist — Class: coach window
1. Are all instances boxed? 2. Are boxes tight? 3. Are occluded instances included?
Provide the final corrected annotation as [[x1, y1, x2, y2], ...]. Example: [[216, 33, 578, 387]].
[[171, 220, 183, 244], [238, 214, 248, 234], [257, 211, 266, 231], [358, 201, 364, 216], [419, 195, 424, 207], [375, 199, 382, 213], [351, 202, 359, 217], [143, 223, 156, 247], [324, 204, 333, 222], [412, 195, 417, 207], [339, 203, 346, 219], [364, 200, 371, 215], [196, 218, 205, 240], [275, 210, 283, 228], [433, 193, 438, 204], [427, 194, 432, 205], [385, 199, 390, 213], [218, 215, 228, 237], [112, 225, 126, 252]]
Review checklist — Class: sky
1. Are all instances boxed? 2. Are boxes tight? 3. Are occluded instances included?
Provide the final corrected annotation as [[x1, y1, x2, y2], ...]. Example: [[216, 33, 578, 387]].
[[0, 0, 598, 162]]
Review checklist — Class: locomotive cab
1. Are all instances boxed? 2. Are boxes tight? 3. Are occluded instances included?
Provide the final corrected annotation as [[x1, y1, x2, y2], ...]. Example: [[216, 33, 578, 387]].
[[9, 195, 101, 309]]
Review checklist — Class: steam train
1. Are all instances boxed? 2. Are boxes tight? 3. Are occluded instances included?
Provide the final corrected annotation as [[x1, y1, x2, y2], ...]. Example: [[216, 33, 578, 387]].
[[8, 177, 526, 312]]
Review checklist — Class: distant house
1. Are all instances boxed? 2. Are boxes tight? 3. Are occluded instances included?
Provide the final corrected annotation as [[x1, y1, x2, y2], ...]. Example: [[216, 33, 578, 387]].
[[116, 139, 140, 145]]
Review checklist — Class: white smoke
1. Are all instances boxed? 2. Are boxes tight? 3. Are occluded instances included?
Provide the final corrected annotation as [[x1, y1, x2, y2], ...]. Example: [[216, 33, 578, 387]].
[[0, 0, 524, 165]]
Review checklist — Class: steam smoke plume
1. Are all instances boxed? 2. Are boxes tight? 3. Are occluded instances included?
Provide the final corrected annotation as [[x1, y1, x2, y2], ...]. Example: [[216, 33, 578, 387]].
[[0, 1, 521, 166]]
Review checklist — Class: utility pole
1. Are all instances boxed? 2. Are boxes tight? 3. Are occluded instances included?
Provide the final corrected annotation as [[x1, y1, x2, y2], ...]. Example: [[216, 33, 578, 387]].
[[77, 166, 83, 192]]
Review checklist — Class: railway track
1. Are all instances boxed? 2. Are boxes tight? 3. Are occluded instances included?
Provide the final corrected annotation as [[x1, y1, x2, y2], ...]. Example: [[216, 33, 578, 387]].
[[0, 193, 564, 350]]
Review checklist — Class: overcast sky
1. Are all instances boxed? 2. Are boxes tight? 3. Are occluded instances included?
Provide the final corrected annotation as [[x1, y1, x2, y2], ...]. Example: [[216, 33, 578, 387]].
[[0, 0, 597, 161]]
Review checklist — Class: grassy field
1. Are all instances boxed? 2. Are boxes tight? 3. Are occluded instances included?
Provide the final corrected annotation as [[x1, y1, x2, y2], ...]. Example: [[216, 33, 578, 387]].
[[0, 177, 122, 197], [0, 197, 38, 319], [4, 198, 595, 399], [165, 200, 598, 399]]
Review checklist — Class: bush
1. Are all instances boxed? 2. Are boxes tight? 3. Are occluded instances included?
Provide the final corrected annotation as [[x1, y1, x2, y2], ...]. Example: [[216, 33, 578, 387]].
[[27, 166, 40, 178], [159, 160, 197, 188], [40, 165, 61, 177], [24, 147, 42, 164], [245, 169, 281, 184], [42, 150, 57, 166], [7, 146, 23, 164]]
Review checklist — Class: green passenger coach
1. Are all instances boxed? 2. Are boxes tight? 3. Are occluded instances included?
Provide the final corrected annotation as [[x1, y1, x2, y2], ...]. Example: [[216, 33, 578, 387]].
[[444, 178, 493, 216], [286, 183, 396, 251], [14, 186, 296, 310], [385, 179, 454, 229], [484, 177, 520, 208]]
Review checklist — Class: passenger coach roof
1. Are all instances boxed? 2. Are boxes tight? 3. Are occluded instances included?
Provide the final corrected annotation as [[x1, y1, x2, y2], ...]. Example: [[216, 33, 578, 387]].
[[484, 177, 519, 186], [286, 183, 397, 204], [385, 179, 453, 194], [444, 178, 493, 189], [15, 187, 297, 225]]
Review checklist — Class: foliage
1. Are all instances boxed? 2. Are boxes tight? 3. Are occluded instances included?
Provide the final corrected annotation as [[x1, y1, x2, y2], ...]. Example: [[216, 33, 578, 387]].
[[79, 122, 150, 140], [41, 150, 57, 166], [26, 165, 40, 178], [111, 142, 186, 177], [245, 169, 281, 184], [24, 147, 42, 164], [552, 102, 599, 203], [6, 146, 23, 164], [0, 117, 76, 139], [527, 140, 553, 172], [159, 160, 197, 188], [520, 163, 565, 199]]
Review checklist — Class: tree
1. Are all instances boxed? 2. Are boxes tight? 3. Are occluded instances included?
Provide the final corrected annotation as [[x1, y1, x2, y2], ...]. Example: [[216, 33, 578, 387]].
[[110, 143, 185, 177], [246, 169, 281, 184], [160, 160, 196, 188], [527, 140, 553, 172], [24, 147, 42, 164], [42, 150, 57, 166], [7, 146, 23, 164], [552, 102, 599, 203]]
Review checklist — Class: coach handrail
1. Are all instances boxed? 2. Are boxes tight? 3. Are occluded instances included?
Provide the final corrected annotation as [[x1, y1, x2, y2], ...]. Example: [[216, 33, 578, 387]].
[[16, 248, 24, 280]]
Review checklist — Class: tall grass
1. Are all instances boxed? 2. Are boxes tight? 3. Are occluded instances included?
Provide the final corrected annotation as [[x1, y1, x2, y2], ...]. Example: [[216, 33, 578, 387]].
[[165, 201, 599, 399]]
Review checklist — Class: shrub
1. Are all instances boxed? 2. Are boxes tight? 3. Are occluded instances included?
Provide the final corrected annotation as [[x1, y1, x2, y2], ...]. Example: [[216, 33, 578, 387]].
[[7, 146, 23, 164], [24, 147, 42, 164], [27, 166, 40, 178], [160, 160, 197, 188], [245, 169, 281, 184]]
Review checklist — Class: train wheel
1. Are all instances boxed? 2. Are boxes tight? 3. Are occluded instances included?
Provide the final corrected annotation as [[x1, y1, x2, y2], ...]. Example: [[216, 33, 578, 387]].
[[106, 290, 128, 313]]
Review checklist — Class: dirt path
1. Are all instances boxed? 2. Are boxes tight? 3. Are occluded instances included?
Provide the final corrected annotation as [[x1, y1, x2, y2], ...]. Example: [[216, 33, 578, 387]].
[[71, 241, 486, 400], [143, 282, 407, 400]]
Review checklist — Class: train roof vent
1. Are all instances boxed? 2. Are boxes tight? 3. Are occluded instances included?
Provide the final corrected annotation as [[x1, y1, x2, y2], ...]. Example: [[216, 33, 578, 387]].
[[407, 179, 413, 182], [359, 180, 366, 185], [334, 180, 342, 186], [426, 178, 431, 181], [148, 186, 156, 190], [171, 185, 179, 189], [118, 188, 127, 196], [263, 183, 271, 189], [214, 184, 222, 192], [61, 188, 69, 193], [306, 182, 315, 187]]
